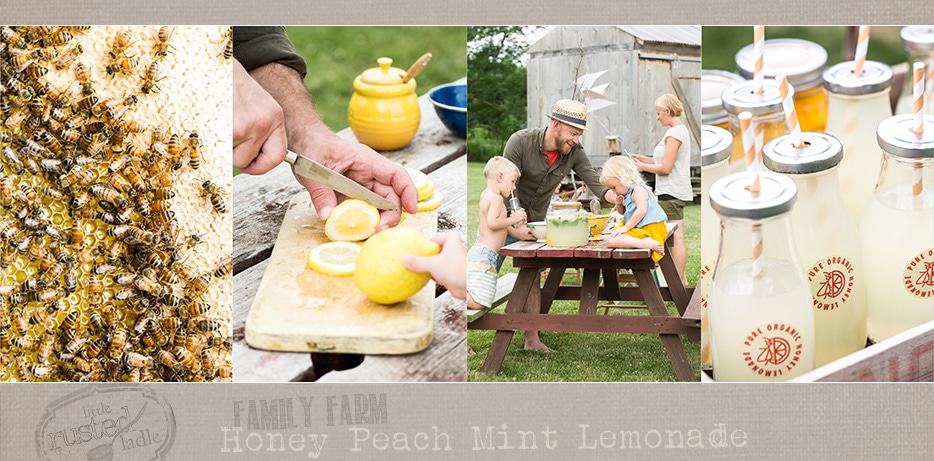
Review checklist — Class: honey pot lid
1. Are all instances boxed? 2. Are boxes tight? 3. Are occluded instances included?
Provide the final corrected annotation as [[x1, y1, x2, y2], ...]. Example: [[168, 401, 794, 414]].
[[360, 57, 406, 86], [822, 60, 893, 95], [709, 171, 798, 220], [877, 114, 934, 159], [702, 125, 733, 166], [763, 132, 843, 174]]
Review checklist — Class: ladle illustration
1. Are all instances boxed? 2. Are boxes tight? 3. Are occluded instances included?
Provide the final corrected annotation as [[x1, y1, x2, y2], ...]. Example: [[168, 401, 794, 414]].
[[85, 402, 149, 461]]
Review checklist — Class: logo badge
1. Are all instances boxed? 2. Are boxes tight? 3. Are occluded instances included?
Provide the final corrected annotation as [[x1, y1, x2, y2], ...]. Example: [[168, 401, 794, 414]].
[[807, 256, 855, 310], [742, 322, 806, 378], [903, 248, 934, 299]]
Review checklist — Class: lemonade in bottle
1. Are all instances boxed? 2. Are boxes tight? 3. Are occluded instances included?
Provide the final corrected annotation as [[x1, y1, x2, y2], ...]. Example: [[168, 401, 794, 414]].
[[764, 132, 867, 365], [824, 60, 894, 221], [708, 172, 815, 381], [735, 38, 829, 131], [722, 80, 788, 172], [861, 114, 934, 341], [700, 125, 733, 370]]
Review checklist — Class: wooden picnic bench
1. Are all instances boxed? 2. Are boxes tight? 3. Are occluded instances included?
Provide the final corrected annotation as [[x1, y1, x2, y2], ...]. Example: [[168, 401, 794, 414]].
[[233, 80, 468, 382], [468, 223, 700, 381]]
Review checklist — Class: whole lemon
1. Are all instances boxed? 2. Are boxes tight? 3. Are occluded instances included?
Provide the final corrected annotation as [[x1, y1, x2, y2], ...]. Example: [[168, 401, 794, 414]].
[[354, 227, 440, 304]]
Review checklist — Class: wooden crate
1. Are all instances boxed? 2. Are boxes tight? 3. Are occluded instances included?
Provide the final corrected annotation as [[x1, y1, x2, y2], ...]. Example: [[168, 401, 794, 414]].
[[702, 321, 934, 383]]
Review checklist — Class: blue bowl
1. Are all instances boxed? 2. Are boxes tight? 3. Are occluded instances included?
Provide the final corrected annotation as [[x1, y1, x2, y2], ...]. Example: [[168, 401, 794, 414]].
[[427, 83, 467, 138]]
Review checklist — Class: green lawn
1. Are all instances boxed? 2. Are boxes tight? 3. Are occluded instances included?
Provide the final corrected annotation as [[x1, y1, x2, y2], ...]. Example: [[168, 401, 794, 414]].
[[467, 162, 701, 382]]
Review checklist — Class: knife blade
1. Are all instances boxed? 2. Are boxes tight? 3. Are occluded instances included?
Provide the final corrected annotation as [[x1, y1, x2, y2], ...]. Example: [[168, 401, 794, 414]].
[[284, 150, 399, 211]]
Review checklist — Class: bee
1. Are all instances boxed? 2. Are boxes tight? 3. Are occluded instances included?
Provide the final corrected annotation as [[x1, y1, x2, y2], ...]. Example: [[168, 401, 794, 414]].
[[0, 177, 13, 208], [180, 302, 210, 318], [134, 274, 166, 297], [64, 336, 88, 355], [173, 346, 201, 373], [124, 167, 147, 194], [195, 319, 222, 334], [28, 306, 50, 327], [89, 183, 128, 208], [0, 327, 10, 348], [28, 237, 44, 260], [152, 199, 173, 225], [108, 172, 133, 195], [154, 26, 175, 57], [12, 335, 36, 350], [88, 311, 105, 331], [146, 322, 168, 348], [37, 334, 55, 363], [105, 53, 137, 77], [3, 107, 29, 131], [114, 288, 136, 300], [140, 61, 164, 94], [2, 147, 24, 174], [125, 351, 154, 368], [31, 364, 54, 380], [201, 180, 227, 214], [218, 364, 232, 380], [186, 131, 203, 169], [54, 43, 83, 70], [75, 95, 99, 114], [122, 94, 139, 108], [59, 165, 94, 189], [1, 26, 26, 47], [223, 32, 233, 60], [109, 155, 131, 173], [108, 328, 128, 358], [110, 29, 133, 56], [158, 349, 181, 370], [10, 52, 34, 72], [64, 266, 78, 293], [45, 27, 73, 46], [83, 339, 106, 360], [64, 354, 94, 373]]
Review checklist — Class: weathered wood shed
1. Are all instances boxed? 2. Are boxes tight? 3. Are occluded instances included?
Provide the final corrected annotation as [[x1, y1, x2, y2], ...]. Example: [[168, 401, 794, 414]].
[[526, 26, 702, 170]]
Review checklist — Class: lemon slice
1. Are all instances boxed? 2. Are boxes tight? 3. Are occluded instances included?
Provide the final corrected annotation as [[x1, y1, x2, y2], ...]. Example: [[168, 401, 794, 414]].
[[417, 180, 435, 202], [406, 167, 429, 190], [324, 199, 380, 241], [307, 242, 362, 276], [417, 191, 443, 212]]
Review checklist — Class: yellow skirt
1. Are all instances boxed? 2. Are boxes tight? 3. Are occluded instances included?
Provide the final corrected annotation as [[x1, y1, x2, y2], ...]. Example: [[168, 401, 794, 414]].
[[616, 220, 668, 261]]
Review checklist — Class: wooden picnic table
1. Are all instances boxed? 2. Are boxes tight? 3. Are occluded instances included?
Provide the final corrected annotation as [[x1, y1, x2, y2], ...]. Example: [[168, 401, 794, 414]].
[[469, 224, 700, 381], [233, 80, 467, 382]]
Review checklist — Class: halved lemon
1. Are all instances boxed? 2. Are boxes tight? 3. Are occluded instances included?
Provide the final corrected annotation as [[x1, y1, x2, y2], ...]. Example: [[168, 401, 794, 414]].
[[417, 191, 443, 212], [307, 242, 362, 276], [324, 199, 380, 241]]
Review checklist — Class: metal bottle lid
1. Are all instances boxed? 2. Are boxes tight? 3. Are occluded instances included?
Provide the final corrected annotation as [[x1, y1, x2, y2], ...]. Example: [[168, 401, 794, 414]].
[[822, 60, 893, 95], [901, 26, 934, 53], [763, 132, 843, 174], [736, 38, 828, 91], [721, 79, 783, 117], [877, 114, 934, 159], [702, 70, 746, 125], [709, 171, 798, 220], [702, 125, 733, 166]]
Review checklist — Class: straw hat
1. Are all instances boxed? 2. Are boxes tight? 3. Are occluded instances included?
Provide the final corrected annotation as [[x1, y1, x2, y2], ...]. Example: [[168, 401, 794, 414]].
[[545, 99, 588, 130]]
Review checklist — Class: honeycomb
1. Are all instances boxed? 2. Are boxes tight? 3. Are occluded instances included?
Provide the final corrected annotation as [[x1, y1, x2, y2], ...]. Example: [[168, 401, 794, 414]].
[[0, 26, 232, 381]]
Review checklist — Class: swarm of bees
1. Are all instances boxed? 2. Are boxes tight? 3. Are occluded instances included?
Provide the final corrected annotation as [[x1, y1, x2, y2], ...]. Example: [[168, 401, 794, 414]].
[[0, 26, 232, 382]]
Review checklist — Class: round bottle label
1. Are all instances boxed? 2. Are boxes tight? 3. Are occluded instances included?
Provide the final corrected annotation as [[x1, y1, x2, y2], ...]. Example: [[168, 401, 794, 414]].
[[903, 248, 934, 299], [807, 256, 855, 311], [742, 322, 806, 378]]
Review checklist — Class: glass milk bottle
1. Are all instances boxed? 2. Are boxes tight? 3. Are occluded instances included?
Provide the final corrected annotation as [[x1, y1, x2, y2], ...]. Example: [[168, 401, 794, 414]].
[[702, 70, 745, 129], [722, 80, 788, 172], [736, 38, 829, 131], [861, 114, 934, 342], [763, 132, 867, 365], [823, 60, 894, 221], [896, 27, 934, 115], [700, 125, 733, 371], [708, 172, 815, 381]]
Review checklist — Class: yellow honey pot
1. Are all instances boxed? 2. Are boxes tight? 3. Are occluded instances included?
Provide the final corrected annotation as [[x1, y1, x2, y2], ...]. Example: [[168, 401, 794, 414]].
[[348, 57, 420, 151]]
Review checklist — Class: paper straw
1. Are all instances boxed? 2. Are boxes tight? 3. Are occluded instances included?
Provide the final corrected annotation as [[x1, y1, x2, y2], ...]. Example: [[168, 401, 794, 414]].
[[753, 26, 765, 96], [853, 26, 870, 76], [740, 112, 763, 278], [777, 74, 803, 148], [912, 62, 925, 197]]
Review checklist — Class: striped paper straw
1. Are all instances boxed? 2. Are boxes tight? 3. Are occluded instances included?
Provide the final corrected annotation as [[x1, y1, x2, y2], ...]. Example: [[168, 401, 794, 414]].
[[853, 26, 871, 76], [740, 112, 764, 277], [777, 74, 803, 148], [753, 26, 765, 96], [912, 62, 925, 197]]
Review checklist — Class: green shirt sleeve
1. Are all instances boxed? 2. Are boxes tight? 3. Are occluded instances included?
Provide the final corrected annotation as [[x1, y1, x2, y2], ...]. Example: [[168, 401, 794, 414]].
[[232, 26, 307, 78], [571, 150, 608, 205], [502, 132, 524, 171]]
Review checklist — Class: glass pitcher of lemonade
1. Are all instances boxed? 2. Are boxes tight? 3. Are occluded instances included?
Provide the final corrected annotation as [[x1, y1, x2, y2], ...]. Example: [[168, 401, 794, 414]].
[[700, 125, 733, 370], [764, 132, 867, 365], [861, 114, 934, 342], [735, 38, 829, 131], [708, 172, 815, 381], [824, 60, 894, 221], [722, 80, 788, 172], [897, 26, 934, 116]]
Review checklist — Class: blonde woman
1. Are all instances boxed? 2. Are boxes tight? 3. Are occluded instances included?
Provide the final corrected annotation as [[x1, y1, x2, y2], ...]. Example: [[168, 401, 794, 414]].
[[631, 93, 691, 284], [600, 156, 668, 261]]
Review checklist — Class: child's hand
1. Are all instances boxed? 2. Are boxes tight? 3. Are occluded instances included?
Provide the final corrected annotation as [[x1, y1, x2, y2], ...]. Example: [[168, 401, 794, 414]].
[[510, 210, 527, 224], [402, 233, 466, 300], [610, 227, 625, 237]]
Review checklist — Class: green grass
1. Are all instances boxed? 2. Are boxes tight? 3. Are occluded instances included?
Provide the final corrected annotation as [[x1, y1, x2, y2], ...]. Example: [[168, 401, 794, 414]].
[[467, 162, 701, 382], [702, 26, 908, 71]]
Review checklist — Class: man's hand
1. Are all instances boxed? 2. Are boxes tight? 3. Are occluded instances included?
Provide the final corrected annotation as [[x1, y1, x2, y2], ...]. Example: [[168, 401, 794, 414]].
[[512, 225, 536, 241], [402, 233, 466, 300], [232, 60, 288, 174], [249, 62, 416, 230], [292, 133, 418, 229]]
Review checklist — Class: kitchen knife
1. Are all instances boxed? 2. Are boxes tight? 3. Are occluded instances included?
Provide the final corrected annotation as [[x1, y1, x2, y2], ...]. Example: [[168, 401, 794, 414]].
[[284, 150, 399, 211]]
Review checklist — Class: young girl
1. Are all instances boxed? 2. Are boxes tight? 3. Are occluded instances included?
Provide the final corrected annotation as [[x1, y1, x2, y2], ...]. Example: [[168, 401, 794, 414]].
[[599, 156, 668, 261]]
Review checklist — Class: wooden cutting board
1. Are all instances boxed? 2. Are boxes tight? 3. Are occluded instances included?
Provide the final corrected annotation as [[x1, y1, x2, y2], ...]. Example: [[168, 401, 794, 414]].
[[245, 192, 437, 354]]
